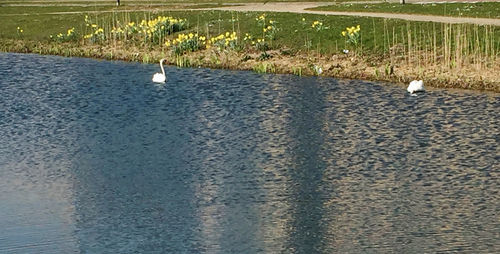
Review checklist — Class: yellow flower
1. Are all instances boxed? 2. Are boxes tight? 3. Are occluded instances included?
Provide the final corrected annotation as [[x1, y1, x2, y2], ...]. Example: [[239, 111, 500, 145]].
[[342, 31, 346, 36], [267, 26, 272, 30], [263, 28, 267, 32], [20, 30, 23, 33], [189, 33, 194, 38], [302, 18, 305, 22], [165, 40, 171, 47], [91, 24, 97, 28], [225, 32, 230, 37]]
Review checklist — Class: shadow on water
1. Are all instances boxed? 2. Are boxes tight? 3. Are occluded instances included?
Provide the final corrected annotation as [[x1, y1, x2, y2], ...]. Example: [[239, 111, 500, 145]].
[[0, 53, 498, 253]]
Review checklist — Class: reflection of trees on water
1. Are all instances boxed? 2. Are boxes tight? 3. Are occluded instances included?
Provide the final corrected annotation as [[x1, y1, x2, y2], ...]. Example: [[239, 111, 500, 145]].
[[279, 77, 330, 253], [318, 85, 500, 252], [253, 76, 295, 253], [65, 64, 499, 252]]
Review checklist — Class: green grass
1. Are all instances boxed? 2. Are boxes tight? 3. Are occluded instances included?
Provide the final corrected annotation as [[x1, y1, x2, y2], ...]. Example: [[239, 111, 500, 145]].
[[309, 2, 500, 19], [2, 8, 499, 55], [0, 3, 229, 15], [0, 6, 113, 15]]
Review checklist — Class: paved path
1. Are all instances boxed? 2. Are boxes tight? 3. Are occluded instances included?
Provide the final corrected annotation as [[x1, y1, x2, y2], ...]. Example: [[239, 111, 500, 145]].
[[2, 1, 499, 25], [206, 2, 500, 26]]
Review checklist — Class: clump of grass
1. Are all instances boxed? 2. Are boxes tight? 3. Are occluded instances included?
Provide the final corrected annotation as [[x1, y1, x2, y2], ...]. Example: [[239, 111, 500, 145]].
[[253, 62, 275, 74], [292, 66, 302, 76]]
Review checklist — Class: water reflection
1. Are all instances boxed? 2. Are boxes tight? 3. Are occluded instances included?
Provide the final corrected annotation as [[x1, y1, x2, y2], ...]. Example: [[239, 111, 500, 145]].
[[0, 53, 498, 253]]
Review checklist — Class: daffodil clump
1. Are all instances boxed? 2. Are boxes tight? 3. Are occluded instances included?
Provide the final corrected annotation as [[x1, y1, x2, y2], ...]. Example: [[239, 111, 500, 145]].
[[243, 33, 253, 43], [83, 16, 106, 43], [256, 14, 279, 41], [83, 15, 187, 44], [16, 26, 24, 36], [137, 16, 187, 43], [123, 22, 138, 35], [311, 20, 328, 32], [111, 26, 124, 36], [243, 33, 265, 51], [207, 31, 239, 51], [342, 25, 361, 46], [166, 33, 206, 55], [51, 27, 77, 42]]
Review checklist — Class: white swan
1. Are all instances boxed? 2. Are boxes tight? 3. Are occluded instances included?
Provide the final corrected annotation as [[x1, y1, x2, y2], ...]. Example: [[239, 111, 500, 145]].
[[407, 80, 424, 95], [152, 58, 167, 83]]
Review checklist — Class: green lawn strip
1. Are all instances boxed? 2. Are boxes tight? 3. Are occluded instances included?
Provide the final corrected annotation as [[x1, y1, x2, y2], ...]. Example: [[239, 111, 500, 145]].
[[0, 6, 113, 15], [2, 9, 499, 55], [0, 3, 229, 15], [309, 2, 500, 19]]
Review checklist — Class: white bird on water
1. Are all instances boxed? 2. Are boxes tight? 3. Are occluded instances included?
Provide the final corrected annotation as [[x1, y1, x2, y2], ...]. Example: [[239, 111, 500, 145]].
[[152, 58, 167, 83], [407, 80, 424, 95]]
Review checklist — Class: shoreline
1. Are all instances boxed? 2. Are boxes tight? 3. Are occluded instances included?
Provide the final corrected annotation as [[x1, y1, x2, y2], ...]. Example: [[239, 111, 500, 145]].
[[2, 39, 499, 93]]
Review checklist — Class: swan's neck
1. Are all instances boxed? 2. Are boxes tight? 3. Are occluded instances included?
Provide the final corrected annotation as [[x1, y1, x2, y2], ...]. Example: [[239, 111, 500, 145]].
[[160, 59, 165, 76]]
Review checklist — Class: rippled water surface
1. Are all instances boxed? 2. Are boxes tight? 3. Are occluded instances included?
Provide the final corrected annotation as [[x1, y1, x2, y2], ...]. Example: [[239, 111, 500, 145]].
[[0, 53, 499, 253]]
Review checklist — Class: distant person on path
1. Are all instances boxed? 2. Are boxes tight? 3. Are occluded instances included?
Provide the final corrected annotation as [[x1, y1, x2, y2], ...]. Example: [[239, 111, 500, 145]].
[[116, 0, 120, 6]]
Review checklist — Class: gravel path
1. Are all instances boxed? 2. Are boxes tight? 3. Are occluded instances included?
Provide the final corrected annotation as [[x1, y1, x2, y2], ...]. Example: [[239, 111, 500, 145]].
[[2, 1, 499, 25], [207, 2, 500, 26]]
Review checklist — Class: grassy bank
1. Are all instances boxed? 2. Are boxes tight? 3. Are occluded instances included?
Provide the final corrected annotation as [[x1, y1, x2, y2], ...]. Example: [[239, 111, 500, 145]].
[[309, 2, 500, 19], [1, 7, 499, 92]]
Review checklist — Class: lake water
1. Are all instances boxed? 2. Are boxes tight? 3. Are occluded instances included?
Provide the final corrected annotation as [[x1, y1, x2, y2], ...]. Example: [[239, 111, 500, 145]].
[[0, 53, 498, 253]]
